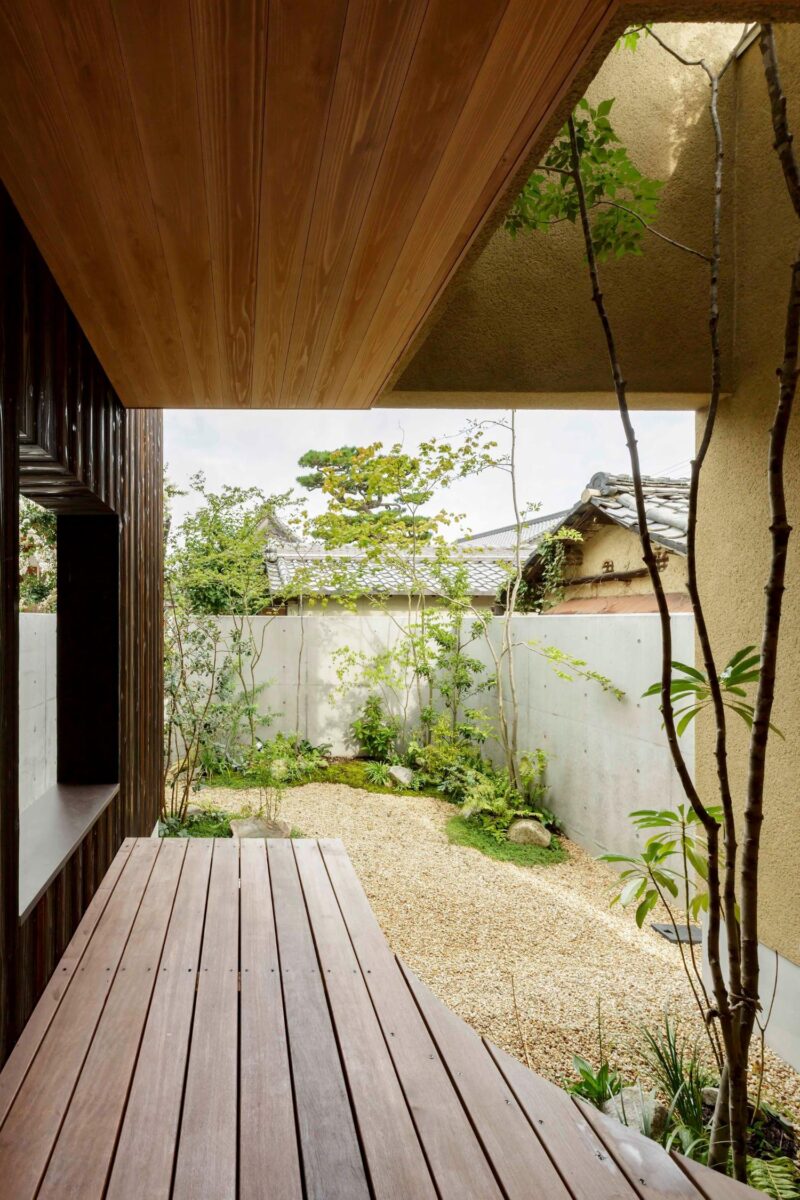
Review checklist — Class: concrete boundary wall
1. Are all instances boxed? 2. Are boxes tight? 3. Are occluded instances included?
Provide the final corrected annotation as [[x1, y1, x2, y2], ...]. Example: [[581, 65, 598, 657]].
[[19, 614, 57, 812], [215, 611, 695, 861]]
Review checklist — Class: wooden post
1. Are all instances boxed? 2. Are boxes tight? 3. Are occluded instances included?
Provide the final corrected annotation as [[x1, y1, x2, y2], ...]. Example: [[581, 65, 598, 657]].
[[0, 191, 20, 1061]]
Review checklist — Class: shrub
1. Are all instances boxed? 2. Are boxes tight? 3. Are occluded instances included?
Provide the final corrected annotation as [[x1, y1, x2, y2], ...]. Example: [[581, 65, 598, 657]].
[[405, 714, 485, 801], [460, 754, 561, 842], [351, 696, 399, 761], [246, 732, 330, 786], [364, 760, 392, 787]]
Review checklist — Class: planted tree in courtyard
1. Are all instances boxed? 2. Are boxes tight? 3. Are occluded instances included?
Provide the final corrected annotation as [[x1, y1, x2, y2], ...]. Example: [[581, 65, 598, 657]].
[[510, 22, 799, 1184], [163, 473, 298, 814], [302, 434, 498, 741]]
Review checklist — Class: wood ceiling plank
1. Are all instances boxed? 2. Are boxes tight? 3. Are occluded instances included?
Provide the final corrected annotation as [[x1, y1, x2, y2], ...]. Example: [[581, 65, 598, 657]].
[[334, 0, 615, 408], [111, 0, 223, 407], [250, 0, 348, 407], [0, 9, 152, 406], [26, 0, 194, 406], [190, 0, 268, 407], [307, 0, 507, 409], [280, 0, 428, 408]]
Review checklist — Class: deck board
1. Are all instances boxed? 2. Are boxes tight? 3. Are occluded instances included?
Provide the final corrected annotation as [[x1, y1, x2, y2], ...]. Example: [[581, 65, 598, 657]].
[[0, 837, 134, 1128], [173, 839, 240, 1200], [577, 1097, 705, 1200], [0, 838, 159, 1197], [319, 836, 505, 1200], [0, 837, 762, 1199], [239, 838, 302, 1200], [37, 839, 186, 1198], [294, 838, 436, 1198], [107, 837, 213, 1200], [268, 838, 370, 1200], [401, 959, 572, 1200], [486, 1039, 641, 1200]]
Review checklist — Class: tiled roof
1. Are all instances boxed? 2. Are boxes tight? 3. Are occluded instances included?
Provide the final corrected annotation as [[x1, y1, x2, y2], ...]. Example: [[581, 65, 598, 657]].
[[578, 471, 689, 553], [265, 545, 517, 600], [457, 510, 569, 552], [523, 471, 689, 579]]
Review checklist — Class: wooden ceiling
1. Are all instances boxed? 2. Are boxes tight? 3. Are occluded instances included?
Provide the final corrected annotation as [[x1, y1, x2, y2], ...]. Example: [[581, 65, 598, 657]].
[[1, 1, 795, 409]]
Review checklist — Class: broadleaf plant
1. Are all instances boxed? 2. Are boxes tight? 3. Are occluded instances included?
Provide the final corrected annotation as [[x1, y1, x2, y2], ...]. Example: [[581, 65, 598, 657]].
[[643, 647, 784, 739]]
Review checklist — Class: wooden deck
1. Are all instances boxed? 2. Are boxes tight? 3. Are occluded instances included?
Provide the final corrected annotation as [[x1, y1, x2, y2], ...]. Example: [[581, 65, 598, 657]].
[[0, 836, 758, 1199]]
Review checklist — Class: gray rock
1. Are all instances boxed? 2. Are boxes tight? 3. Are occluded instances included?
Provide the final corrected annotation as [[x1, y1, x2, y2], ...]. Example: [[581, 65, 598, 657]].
[[389, 764, 414, 788], [602, 1087, 669, 1139], [229, 816, 290, 839], [507, 818, 551, 848]]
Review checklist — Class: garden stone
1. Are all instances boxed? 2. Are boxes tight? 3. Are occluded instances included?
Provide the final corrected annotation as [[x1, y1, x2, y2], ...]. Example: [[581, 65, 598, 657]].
[[507, 818, 551, 848], [602, 1087, 668, 1139], [389, 765, 414, 788], [230, 816, 290, 839]]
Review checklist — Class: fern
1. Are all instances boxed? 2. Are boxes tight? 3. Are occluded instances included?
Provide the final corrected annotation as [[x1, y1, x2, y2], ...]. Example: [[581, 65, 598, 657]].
[[746, 1156, 800, 1199]]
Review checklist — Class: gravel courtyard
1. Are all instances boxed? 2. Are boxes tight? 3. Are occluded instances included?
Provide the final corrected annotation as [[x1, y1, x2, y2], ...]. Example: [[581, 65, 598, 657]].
[[202, 780, 800, 1121]]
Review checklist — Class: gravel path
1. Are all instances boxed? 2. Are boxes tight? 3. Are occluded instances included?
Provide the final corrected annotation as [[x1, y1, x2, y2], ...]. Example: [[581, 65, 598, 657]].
[[202, 780, 800, 1121]]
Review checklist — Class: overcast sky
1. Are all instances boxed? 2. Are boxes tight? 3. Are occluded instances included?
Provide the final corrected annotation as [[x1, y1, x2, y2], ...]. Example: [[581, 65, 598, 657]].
[[165, 407, 694, 536]]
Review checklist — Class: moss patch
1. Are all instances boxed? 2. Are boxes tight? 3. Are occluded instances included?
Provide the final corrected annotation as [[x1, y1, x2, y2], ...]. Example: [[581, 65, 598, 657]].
[[305, 759, 419, 796], [445, 815, 567, 867], [205, 758, 419, 798]]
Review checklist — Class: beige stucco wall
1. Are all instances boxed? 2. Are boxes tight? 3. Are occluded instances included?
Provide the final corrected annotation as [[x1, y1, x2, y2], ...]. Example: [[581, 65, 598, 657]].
[[696, 26, 800, 968], [560, 521, 686, 602], [394, 24, 740, 402]]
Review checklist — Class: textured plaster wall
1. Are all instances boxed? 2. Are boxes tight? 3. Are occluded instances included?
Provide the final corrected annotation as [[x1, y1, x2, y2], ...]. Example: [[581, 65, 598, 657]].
[[696, 27, 800, 968], [395, 24, 739, 400], [561, 522, 686, 600]]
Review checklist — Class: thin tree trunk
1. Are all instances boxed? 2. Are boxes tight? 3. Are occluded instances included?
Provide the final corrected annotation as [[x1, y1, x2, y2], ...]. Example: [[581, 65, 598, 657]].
[[567, 114, 741, 1166], [730, 24, 800, 1181]]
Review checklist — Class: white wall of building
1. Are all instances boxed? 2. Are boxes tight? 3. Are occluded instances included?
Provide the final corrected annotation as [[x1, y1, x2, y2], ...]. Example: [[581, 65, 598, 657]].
[[19, 613, 57, 811]]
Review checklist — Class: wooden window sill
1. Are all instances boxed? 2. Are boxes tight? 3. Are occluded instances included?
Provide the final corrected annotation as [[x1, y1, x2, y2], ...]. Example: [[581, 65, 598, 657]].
[[19, 783, 119, 921]]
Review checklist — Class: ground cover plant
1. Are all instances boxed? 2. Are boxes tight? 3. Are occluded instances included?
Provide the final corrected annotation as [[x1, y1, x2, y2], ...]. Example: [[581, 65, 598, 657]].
[[444, 815, 566, 867]]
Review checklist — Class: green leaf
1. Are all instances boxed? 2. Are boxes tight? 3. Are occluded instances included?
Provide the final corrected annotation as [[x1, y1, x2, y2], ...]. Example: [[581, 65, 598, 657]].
[[635, 890, 658, 928], [671, 660, 706, 682], [726, 644, 758, 670], [620, 876, 645, 907], [677, 707, 702, 737]]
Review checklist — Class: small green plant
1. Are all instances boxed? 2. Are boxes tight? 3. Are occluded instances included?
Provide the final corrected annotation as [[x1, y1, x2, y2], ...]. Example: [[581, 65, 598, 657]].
[[246, 732, 330, 786], [351, 695, 399, 762], [405, 713, 486, 801], [602, 803, 722, 928], [460, 752, 560, 843], [566, 1002, 626, 1109], [643, 647, 784, 738], [158, 809, 233, 838], [364, 760, 392, 787], [641, 1017, 712, 1142], [746, 1157, 800, 1199], [568, 1055, 626, 1109]]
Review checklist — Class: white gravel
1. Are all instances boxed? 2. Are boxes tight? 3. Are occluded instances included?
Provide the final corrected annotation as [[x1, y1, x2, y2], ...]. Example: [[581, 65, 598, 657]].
[[201, 780, 800, 1122]]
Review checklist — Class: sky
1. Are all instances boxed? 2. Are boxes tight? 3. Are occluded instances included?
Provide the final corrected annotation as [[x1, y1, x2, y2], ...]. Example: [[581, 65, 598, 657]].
[[164, 407, 694, 536]]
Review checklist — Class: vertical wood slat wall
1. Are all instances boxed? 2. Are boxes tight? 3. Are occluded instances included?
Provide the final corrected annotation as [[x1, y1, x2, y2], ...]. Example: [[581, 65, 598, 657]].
[[0, 185, 163, 1061]]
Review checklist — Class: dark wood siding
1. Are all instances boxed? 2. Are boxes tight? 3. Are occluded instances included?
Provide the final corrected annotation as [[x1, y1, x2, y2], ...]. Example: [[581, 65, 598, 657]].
[[0, 184, 163, 1060]]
